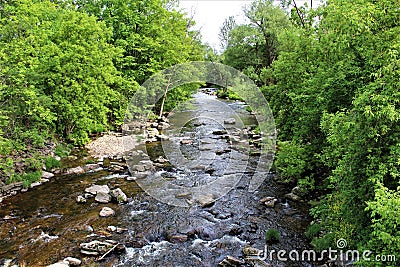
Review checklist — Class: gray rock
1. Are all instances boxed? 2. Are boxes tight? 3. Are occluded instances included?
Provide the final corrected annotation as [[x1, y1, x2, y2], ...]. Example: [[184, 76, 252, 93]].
[[85, 184, 110, 195], [30, 181, 43, 188], [243, 246, 263, 256], [168, 234, 188, 243], [63, 257, 81, 266], [224, 118, 236, 124], [42, 171, 55, 179], [146, 128, 159, 138], [65, 166, 84, 175], [46, 262, 69, 267], [80, 240, 116, 256], [285, 192, 301, 202], [110, 188, 128, 203], [259, 197, 277, 208], [132, 164, 145, 172], [213, 129, 227, 135], [99, 207, 115, 217], [157, 122, 170, 129], [76, 195, 87, 203], [181, 139, 193, 145], [291, 186, 303, 196], [197, 194, 215, 207], [95, 192, 111, 203], [218, 255, 244, 266], [107, 225, 117, 232], [157, 134, 169, 141]]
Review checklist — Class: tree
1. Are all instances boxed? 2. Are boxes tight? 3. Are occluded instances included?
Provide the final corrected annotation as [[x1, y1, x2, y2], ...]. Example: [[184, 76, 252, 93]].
[[0, 0, 126, 145], [221, 0, 290, 85]]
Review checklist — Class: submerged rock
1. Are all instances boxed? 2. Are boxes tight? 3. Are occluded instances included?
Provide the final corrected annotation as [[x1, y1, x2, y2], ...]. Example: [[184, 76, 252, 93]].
[[99, 207, 115, 217], [80, 240, 123, 256]]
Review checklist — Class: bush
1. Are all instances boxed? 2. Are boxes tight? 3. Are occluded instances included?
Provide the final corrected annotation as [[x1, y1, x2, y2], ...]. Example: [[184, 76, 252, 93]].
[[216, 88, 243, 101], [21, 171, 42, 188], [54, 143, 71, 158], [274, 141, 307, 183], [265, 228, 280, 244], [44, 156, 60, 171], [305, 223, 321, 239]]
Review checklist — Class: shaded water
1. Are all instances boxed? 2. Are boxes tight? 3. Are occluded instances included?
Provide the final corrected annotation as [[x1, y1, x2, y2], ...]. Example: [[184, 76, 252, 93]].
[[0, 92, 313, 266]]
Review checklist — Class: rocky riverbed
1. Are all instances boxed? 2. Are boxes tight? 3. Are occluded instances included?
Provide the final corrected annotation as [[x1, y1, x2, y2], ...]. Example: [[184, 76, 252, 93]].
[[0, 92, 315, 267]]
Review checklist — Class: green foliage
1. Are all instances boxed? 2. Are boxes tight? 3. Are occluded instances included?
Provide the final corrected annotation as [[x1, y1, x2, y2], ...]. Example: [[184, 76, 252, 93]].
[[221, 0, 291, 83], [297, 176, 315, 195], [265, 228, 280, 244], [0, 0, 203, 188], [216, 88, 243, 101], [274, 141, 307, 183], [305, 223, 321, 239], [54, 143, 71, 158], [21, 171, 42, 188], [44, 156, 60, 171], [365, 183, 400, 266], [222, 0, 400, 260]]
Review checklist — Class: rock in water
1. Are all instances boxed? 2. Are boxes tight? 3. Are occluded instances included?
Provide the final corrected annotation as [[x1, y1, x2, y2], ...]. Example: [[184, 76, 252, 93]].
[[197, 194, 215, 207], [224, 118, 236, 124], [85, 184, 110, 195], [95, 192, 111, 203], [80, 240, 125, 256], [110, 188, 128, 203], [63, 257, 81, 266], [76, 195, 87, 203], [218, 255, 244, 266], [259, 197, 277, 208], [285, 192, 301, 202], [168, 234, 188, 243], [42, 171, 55, 179], [46, 262, 69, 267], [80, 240, 115, 256], [99, 207, 115, 217]]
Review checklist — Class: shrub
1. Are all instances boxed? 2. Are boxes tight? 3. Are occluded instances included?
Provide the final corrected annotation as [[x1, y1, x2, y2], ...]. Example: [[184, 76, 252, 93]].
[[44, 156, 60, 171], [265, 228, 280, 244], [274, 141, 307, 183]]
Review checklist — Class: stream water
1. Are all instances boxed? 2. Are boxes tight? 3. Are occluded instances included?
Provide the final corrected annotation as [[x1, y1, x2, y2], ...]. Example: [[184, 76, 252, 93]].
[[0, 92, 313, 266]]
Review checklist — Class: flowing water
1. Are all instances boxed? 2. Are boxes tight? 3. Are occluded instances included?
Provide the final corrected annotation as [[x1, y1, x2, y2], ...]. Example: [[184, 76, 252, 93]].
[[0, 92, 313, 266]]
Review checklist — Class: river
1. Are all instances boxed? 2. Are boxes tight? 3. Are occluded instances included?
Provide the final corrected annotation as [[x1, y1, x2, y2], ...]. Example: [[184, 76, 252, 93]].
[[0, 91, 313, 266]]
